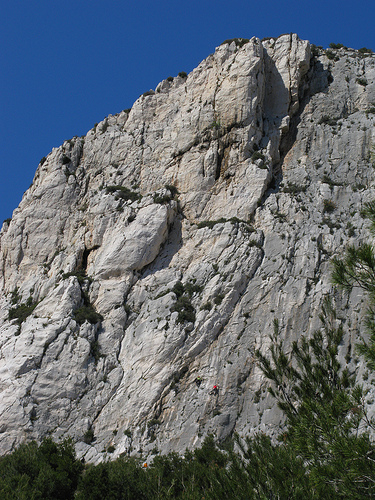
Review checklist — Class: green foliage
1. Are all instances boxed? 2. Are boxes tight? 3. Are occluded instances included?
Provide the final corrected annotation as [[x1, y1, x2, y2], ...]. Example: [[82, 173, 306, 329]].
[[357, 77, 368, 86], [321, 174, 342, 187], [184, 281, 202, 297], [83, 429, 95, 445], [282, 182, 306, 194], [234, 433, 308, 499], [311, 44, 322, 56], [197, 217, 252, 230], [76, 456, 151, 500], [166, 76, 174, 82], [358, 47, 373, 54], [153, 193, 172, 204], [3, 218, 12, 225], [10, 287, 21, 305], [325, 49, 338, 61], [8, 290, 37, 326], [221, 38, 249, 48], [172, 295, 195, 324], [62, 269, 91, 285], [201, 301, 212, 311], [8, 303, 37, 326], [172, 281, 184, 298], [332, 200, 375, 369], [170, 280, 201, 324], [251, 151, 265, 162], [63, 269, 102, 326], [329, 42, 344, 49], [105, 185, 140, 202], [164, 184, 179, 197], [255, 303, 375, 497], [74, 306, 103, 325], [323, 199, 336, 213], [89, 340, 102, 363], [214, 293, 224, 305], [153, 185, 179, 204], [147, 418, 161, 428], [178, 72, 187, 78], [39, 156, 47, 165], [197, 218, 228, 229], [0, 438, 83, 500], [319, 115, 338, 126]]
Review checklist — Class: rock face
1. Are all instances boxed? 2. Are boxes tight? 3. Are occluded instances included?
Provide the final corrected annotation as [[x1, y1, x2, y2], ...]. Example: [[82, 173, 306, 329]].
[[1, 34, 375, 462]]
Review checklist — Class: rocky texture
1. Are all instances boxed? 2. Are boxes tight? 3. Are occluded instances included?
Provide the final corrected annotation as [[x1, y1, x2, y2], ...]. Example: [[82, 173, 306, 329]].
[[1, 34, 375, 462]]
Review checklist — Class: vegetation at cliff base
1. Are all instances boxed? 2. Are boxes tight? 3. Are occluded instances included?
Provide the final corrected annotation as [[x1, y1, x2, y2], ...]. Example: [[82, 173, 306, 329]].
[[0, 438, 83, 500]]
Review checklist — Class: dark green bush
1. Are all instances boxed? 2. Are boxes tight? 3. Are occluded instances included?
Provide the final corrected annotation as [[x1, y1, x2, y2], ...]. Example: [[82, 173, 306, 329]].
[[358, 47, 373, 54], [197, 218, 227, 229], [62, 269, 91, 285], [39, 156, 47, 165], [8, 302, 37, 325], [89, 340, 102, 363], [283, 182, 306, 194], [251, 151, 265, 162], [74, 306, 103, 326], [165, 184, 179, 197], [172, 281, 184, 298], [153, 193, 172, 204], [214, 294, 224, 305], [329, 43, 344, 49], [172, 295, 195, 324], [83, 429, 95, 444], [221, 38, 249, 48], [184, 282, 202, 296], [356, 77, 368, 86], [166, 76, 174, 82], [323, 199, 336, 213], [319, 115, 338, 126], [105, 185, 140, 202], [76, 456, 150, 500], [201, 302, 212, 311], [178, 72, 187, 78], [325, 49, 337, 60], [0, 438, 83, 500]]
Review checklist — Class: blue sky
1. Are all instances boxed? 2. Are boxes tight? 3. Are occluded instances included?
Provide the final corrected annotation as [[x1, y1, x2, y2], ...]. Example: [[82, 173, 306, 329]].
[[1, 0, 375, 224]]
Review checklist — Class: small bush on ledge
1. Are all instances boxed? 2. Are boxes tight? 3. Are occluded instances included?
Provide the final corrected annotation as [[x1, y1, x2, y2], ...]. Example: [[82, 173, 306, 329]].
[[8, 302, 37, 325], [106, 185, 140, 202], [74, 305, 103, 325]]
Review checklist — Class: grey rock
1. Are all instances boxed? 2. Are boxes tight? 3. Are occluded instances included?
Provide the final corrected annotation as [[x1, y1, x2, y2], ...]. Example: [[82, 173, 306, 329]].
[[0, 34, 375, 462]]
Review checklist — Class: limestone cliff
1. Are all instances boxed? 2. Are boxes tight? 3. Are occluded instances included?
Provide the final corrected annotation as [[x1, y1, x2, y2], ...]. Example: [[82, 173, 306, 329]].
[[1, 34, 375, 463]]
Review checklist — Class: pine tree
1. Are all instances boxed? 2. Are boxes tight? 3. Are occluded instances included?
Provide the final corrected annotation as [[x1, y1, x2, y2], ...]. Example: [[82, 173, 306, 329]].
[[253, 299, 375, 498], [332, 200, 375, 369]]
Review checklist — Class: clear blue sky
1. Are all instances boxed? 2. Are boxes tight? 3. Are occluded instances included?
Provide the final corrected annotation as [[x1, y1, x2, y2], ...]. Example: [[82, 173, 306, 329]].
[[1, 0, 375, 224]]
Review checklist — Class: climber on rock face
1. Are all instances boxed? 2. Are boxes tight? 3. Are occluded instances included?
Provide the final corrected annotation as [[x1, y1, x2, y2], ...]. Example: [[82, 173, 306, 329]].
[[195, 376, 202, 387], [211, 385, 219, 396]]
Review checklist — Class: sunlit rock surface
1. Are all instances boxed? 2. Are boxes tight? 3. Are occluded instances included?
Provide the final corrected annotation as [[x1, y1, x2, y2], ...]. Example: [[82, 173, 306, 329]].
[[1, 34, 375, 462]]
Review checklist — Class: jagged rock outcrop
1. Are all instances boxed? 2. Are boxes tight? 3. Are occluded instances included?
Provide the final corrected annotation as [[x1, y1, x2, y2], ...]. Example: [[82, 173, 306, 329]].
[[1, 34, 375, 462]]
